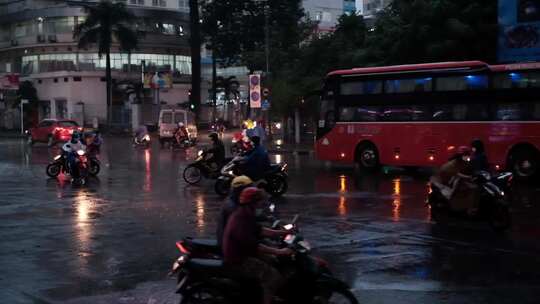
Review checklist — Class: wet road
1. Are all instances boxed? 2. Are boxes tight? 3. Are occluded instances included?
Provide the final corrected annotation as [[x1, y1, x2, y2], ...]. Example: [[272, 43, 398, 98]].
[[2, 136, 540, 304]]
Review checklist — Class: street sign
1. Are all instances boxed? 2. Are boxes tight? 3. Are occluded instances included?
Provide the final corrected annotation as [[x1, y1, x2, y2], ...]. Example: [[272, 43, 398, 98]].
[[21, 99, 29, 104], [249, 74, 261, 108], [261, 99, 270, 111]]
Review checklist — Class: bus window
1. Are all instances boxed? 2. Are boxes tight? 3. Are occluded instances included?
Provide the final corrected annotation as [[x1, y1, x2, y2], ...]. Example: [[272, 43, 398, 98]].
[[340, 80, 382, 95], [339, 107, 356, 121], [436, 75, 488, 91], [432, 104, 453, 121], [385, 78, 433, 93], [357, 106, 380, 121], [466, 104, 490, 121], [494, 103, 525, 121], [319, 99, 335, 128]]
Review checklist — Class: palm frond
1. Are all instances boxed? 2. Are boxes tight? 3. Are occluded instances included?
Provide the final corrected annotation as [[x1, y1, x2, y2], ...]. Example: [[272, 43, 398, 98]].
[[114, 23, 138, 53], [77, 27, 101, 50]]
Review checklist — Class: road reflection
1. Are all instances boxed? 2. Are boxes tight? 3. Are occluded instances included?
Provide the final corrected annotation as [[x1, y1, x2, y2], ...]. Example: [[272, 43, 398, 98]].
[[144, 149, 151, 192], [194, 193, 206, 233], [74, 189, 97, 276], [392, 178, 401, 221], [338, 175, 348, 216]]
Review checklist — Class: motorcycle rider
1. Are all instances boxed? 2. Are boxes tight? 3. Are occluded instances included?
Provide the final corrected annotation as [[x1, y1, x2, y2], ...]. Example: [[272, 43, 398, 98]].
[[216, 175, 253, 250], [242, 136, 270, 181], [222, 187, 293, 304], [206, 132, 225, 167], [431, 146, 478, 214], [174, 122, 189, 146], [62, 133, 86, 178], [471, 139, 489, 172], [134, 124, 149, 144]]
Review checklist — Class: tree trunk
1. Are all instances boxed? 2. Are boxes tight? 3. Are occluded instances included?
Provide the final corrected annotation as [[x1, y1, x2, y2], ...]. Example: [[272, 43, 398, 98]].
[[189, 0, 201, 119], [106, 50, 112, 127]]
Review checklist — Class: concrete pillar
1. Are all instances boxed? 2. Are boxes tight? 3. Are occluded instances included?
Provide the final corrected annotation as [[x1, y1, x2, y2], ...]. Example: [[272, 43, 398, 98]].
[[132, 103, 141, 132], [73, 102, 85, 126], [50, 99, 57, 119]]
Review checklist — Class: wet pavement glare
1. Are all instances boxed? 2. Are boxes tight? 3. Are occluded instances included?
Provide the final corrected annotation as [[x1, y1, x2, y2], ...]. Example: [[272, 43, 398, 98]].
[[1, 136, 540, 304]]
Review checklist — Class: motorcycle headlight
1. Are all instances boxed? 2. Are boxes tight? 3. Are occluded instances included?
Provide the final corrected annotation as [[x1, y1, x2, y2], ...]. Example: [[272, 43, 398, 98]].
[[143, 134, 150, 141], [54, 155, 61, 160], [198, 150, 204, 156], [231, 138, 238, 143], [77, 150, 85, 156]]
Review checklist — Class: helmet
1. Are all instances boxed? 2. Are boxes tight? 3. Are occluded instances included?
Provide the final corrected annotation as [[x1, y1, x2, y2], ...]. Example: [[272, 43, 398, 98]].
[[178, 122, 184, 127], [239, 187, 264, 205], [209, 132, 218, 140], [231, 175, 253, 189]]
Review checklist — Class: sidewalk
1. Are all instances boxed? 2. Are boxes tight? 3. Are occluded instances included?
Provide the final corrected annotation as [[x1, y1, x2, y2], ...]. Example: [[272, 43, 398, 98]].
[[0, 130, 24, 138]]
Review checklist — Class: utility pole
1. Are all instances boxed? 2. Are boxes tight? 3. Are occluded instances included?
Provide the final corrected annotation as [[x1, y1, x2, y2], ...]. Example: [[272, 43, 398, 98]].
[[189, 0, 201, 118]]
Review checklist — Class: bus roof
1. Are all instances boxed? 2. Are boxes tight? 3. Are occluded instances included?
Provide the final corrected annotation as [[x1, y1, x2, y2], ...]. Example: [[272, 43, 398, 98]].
[[489, 62, 540, 72], [327, 61, 489, 77]]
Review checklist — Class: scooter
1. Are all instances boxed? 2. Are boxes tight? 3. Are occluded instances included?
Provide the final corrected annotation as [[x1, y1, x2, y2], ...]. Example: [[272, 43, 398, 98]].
[[183, 150, 231, 185], [133, 134, 151, 148], [214, 157, 288, 197], [170, 217, 358, 304], [427, 171, 513, 232]]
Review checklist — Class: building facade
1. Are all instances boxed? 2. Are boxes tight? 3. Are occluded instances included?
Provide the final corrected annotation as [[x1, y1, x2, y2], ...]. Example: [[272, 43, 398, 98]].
[[0, 0, 191, 129]]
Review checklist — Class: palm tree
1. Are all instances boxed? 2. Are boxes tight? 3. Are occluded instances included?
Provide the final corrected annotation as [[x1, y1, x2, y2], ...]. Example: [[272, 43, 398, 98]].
[[74, 1, 138, 126]]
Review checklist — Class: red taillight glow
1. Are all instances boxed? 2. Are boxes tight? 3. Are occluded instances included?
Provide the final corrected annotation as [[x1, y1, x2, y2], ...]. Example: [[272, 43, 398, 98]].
[[394, 154, 400, 160], [429, 155, 435, 161], [176, 241, 189, 254]]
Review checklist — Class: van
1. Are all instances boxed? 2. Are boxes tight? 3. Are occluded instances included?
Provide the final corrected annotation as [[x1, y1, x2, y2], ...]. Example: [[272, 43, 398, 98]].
[[158, 107, 197, 146]]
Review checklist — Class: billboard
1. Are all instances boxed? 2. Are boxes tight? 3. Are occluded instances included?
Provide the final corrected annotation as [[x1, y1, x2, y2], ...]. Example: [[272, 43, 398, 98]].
[[143, 71, 173, 89], [499, 0, 540, 62], [249, 74, 261, 108]]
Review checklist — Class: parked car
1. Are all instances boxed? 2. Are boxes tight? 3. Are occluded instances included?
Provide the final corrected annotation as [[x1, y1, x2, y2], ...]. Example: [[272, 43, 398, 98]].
[[26, 119, 82, 147], [158, 107, 197, 147]]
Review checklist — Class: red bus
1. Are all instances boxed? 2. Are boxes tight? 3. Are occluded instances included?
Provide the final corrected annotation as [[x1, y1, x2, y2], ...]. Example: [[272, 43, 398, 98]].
[[315, 61, 540, 178]]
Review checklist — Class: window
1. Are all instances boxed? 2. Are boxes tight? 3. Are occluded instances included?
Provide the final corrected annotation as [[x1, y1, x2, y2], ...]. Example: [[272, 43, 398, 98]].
[[73, 76, 82, 82], [162, 112, 173, 123], [174, 112, 185, 124], [54, 78, 58, 83], [341, 80, 382, 95], [64, 77, 68, 82], [159, 0, 166, 7], [152, 0, 158, 6], [339, 106, 380, 122], [385, 78, 432, 93], [493, 72, 540, 89], [39, 121, 53, 127], [162, 24, 175, 35], [178, 0, 188, 9], [436, 75, 488, 91]]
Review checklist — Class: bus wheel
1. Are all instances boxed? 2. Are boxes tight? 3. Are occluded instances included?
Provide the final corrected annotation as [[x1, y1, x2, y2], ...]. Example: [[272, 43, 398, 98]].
[[510, 147, 539, 180], [357, 143, 379, 171]]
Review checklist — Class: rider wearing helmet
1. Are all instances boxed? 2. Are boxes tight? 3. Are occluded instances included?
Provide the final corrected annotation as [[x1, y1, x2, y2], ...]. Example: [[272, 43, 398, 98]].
[[207, 132, 225, 166], [62, 132, 86, 178], [243, 135, 270, 181], [432, 145, 478, 214], [174, 122, 188, 146], [470, 139, 489, 172], [216, 175, 253, 249], [222, 187, 293, 304]]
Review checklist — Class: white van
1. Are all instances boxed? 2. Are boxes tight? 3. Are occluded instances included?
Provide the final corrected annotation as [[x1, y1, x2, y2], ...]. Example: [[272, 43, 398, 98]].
[[158, 107, 197, 146]]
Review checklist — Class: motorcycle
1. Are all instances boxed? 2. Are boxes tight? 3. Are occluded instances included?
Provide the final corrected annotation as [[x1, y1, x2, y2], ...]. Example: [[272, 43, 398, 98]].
[[427, 171, 513, 232], [46, 154, 69, 178], [66, 149, 89, 185], [183, 150, 230, 185], [214, 157, 288, 197], [133, 134, 151, 148], [170, 218, 358, 304], [230, 133, 252, 155]]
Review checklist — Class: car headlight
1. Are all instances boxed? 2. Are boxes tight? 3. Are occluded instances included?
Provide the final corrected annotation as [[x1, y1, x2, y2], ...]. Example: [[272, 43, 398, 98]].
[[77, 150, 85, 156]]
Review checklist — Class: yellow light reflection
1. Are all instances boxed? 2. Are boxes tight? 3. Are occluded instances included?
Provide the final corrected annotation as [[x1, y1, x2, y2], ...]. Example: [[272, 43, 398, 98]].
[[339, 175, 347, 193], [74, 189, 96, 274], [392, 178, 401, 221], [338, 196, 347, 216], [144, 149, 151, 192], [195, 194, 206, 233]]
